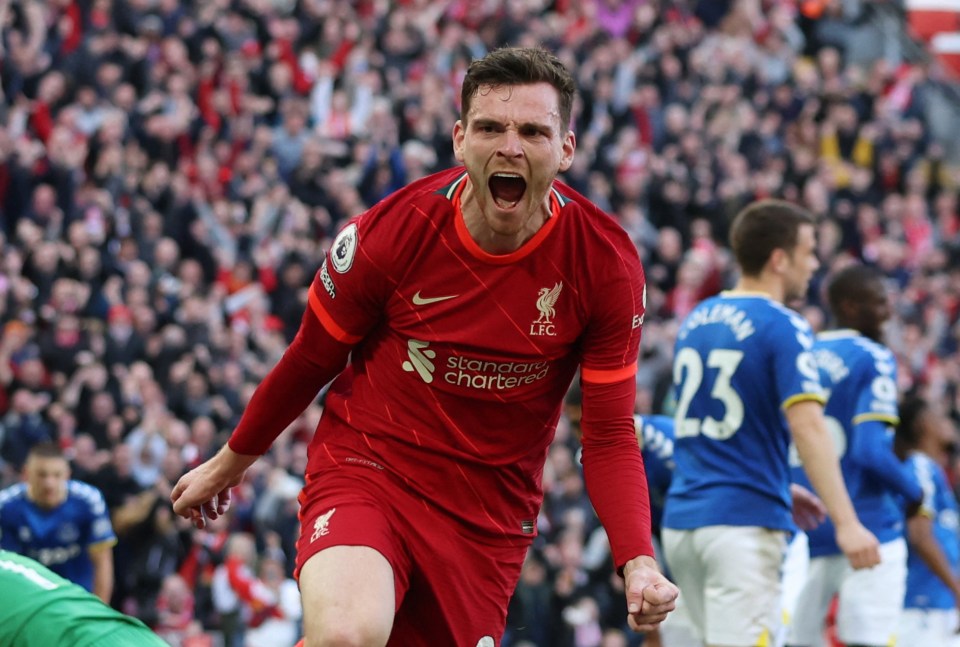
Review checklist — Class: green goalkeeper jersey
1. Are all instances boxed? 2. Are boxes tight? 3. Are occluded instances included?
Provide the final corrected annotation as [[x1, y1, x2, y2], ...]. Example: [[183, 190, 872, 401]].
[[0, 550, 168, 646]]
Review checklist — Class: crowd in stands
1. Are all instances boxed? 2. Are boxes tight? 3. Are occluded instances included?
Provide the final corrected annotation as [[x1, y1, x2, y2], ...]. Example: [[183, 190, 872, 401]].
[[1, 0, 959, 645]]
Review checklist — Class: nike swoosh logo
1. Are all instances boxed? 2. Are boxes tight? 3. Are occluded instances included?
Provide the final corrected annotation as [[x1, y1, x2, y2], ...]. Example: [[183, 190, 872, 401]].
[[412, 291, 459, 305]]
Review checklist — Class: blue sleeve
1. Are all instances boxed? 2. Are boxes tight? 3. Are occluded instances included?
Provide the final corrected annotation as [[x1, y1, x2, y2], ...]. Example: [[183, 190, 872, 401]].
[[89, 499, 116, 547], [773, 317, 826, 408], [848, 419, 923, 503], [909, 455, 938, 515], [76, 485, 116, 547], [0, 504, 22, 553]]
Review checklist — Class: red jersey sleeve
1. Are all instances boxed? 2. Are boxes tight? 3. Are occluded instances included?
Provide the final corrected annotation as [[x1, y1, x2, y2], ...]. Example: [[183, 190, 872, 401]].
[[574, 207, 651, 569], [577, 217, 645, 383], [228, 300, 352, 456], [229, 205, 402, 455], [306, 207, 400, 342], [580, 377, 654, 571]]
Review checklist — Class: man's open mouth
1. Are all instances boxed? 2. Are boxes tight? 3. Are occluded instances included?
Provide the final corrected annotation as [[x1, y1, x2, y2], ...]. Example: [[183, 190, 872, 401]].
[[489, 173, 526, 209]]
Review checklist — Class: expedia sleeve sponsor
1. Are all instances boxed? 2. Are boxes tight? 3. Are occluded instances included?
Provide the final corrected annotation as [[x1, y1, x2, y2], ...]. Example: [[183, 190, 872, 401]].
[[319, 260, 336, 299]]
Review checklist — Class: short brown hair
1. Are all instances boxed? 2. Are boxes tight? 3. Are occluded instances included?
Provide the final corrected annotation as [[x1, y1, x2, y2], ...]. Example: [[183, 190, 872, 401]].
[[729, 199, 814, 277], [460, 46, 576, 130], [27, 442, 64, 461]]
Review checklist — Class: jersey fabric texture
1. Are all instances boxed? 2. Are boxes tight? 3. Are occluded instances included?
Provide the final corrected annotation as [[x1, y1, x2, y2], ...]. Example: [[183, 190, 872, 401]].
[[636, 414, 675, 534], [0, 480, 116, 591], [0, 549, 167, 647], [663, 292, 825, 531], [904, 451, 960, 610], [792, 329, 915, 556]]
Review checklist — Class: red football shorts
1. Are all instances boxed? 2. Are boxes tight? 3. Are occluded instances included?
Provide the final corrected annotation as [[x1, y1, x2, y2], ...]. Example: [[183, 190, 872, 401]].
[[295, 448, 530, 646]]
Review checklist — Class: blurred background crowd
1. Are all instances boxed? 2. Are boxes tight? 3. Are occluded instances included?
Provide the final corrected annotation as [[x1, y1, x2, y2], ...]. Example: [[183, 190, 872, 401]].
[[1, 0, 959, 645]]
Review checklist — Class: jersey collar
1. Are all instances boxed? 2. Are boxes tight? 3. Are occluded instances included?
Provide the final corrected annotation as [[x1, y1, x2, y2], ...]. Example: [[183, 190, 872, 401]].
[[451, 172, 561, 264]]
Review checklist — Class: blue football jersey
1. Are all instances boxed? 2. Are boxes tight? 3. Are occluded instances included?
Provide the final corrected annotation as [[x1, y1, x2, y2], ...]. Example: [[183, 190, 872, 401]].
[[904, 452, 960, 610], [0, 481, 116, 591], [663, 293, 825, 531], [792, 330, 908, 556], [635, 414, 675, 532]]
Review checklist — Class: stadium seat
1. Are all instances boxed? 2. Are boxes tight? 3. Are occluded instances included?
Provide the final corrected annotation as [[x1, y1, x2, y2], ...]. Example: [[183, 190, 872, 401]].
[[906, 0, 960, 42], [931, 31, 960, 77]]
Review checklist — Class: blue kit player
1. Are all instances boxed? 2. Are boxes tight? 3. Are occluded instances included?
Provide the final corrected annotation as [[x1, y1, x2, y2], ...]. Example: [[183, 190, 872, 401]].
[[787, 264, 923, 647], [0, 442, 116, 602], [895, 396, 960, 647], [662, 199, 880, 647], [635, 414, 675, 540], [635, 414, 706, 647]]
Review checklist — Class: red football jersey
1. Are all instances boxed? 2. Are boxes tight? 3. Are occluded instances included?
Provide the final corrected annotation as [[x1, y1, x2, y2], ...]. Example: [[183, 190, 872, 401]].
[[231, 167, 651, 564], [302, 167, 646, 546]]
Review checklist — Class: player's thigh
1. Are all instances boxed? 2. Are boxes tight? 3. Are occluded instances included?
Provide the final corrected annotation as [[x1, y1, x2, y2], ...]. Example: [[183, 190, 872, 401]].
[[295, 471, 412, 646], [898, 608, 960, 647], [662, 527, 708, 642], [780, 532, 809, 628], [698, 525, 787, 647], [299, 545, 395, 647], [836, 537, 907, 646], [786, 554, 843, 647], [659, 591, 706, 647]]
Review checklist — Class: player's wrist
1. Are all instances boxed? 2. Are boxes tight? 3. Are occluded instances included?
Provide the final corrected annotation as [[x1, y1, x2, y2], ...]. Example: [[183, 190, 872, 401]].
[[623, 554, 659, 579], [829, 509, 862, 532], [213, 444, 259, 482]]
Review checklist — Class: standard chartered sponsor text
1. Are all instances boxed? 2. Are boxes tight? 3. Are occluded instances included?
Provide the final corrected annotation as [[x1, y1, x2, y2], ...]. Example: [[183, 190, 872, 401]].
[[444, 356, 549, 389]]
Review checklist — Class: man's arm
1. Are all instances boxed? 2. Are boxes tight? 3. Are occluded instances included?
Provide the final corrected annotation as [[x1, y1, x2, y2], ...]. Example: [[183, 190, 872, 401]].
[[0, 504, 22, 553], [848, 419, 922, 503], [88, 541, 113, 604], [621, 555, 680, 632], [787, 400, 880, 569], [789, 482, 827, 531], [170, 444, 260, 529], [111, 489, 159, 536], [580, 378, 652, 565], [580, 378, 678, 631], [172, 304, 352, 528], [227, 303, 353, 456], [907, 512, 960, 604]]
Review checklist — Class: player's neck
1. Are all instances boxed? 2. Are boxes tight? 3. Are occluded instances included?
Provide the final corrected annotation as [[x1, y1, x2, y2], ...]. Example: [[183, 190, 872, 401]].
[[26, 487, 67, 510], [730, 276, 783, 303], [918, 440, 947, 467], [458, 182, 551, 255]]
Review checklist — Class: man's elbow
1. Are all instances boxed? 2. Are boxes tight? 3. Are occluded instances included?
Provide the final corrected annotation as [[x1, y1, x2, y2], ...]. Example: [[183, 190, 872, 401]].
[[906, 516, 933, 546]]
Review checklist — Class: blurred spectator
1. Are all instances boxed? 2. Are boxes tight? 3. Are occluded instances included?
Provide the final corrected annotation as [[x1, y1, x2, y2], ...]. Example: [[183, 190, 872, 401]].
[[155, 574, 200, 646], [0, 388, 53, 470], [243, 552, 302, 647], [211, 532, 278, 647], [178, 513, 231, 633], [506, 550, 555, 646]]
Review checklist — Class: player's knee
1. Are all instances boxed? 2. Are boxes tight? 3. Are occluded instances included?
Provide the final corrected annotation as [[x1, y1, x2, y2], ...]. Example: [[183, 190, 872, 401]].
[[303, 620, 391, 647]]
